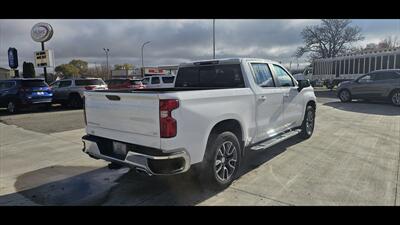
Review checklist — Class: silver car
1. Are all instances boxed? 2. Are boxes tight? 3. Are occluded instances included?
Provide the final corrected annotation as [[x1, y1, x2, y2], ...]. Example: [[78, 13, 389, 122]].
[[50, 78, 107, 108], [337, 69, 400, 106]]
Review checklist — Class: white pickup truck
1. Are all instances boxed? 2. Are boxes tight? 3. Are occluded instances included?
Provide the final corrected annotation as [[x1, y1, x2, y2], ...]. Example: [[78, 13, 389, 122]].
[[82, 58, 316, 189]]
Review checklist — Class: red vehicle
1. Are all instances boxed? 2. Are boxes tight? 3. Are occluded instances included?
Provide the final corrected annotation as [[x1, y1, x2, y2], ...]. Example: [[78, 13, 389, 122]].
[[105, 79, 145, 90]]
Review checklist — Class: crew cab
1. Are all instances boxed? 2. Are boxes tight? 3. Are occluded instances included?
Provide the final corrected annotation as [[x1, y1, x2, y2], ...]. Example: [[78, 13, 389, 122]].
[[82, 58, 316, 189]]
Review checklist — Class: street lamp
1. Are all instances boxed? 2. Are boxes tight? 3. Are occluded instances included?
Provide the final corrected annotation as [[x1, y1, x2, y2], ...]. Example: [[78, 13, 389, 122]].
[[141, 41, 151, 76], [103, 48, 110, 79], [213, 19, 215, 59]]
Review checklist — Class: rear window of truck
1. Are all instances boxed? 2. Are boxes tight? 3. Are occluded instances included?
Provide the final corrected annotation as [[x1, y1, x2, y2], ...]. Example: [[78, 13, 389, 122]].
[[175, 64, 244, 88]]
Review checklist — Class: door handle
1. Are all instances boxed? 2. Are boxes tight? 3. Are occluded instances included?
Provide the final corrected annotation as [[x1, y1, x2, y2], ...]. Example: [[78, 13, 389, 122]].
[[283, 93, 290, 97], [259, 95, 267, 101]]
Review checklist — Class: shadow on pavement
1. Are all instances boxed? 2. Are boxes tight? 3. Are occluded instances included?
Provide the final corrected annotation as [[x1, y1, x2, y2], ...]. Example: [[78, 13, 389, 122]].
[[0, 136, 305, 206], [323, 101, 400, 116], [0, 104, 81, 117]]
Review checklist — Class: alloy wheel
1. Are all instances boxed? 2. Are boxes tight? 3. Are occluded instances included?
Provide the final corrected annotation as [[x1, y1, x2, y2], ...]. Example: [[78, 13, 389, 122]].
[[214, 141, 238, 183], [306, 110, 315, 135], [392, 92, 400, 106]]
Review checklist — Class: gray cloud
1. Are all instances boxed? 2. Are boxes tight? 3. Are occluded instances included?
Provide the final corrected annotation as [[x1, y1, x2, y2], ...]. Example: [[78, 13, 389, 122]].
[[1, 19, 399, 73]]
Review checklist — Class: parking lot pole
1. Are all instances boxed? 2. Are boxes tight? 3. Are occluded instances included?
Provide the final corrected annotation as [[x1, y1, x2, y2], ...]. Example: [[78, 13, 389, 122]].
[[213, 19, 215, 59], [41, 42, 48, 83]]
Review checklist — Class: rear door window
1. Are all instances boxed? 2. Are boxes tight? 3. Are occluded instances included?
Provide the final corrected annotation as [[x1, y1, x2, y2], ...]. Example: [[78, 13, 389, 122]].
[[375, 71, 400, 81], [59, 80, 72, 87], [162, 76, 175, 83], [151, 77, 160, 84]]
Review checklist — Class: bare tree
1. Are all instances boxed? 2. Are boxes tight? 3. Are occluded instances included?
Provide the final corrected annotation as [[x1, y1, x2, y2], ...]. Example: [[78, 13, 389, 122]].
[[378, 36, 399, 49], [296, 19, 364, 60]]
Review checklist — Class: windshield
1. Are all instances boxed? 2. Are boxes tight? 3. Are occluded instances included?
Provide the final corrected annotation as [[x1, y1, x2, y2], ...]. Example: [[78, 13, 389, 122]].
[[75, 79, 105, 86]]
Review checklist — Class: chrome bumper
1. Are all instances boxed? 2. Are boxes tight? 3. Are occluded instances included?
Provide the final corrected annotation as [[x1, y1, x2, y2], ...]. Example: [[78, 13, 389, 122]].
[[82, 137, 190, 176]]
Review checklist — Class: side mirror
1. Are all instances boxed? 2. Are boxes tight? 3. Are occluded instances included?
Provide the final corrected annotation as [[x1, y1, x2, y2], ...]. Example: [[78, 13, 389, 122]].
[[297, 79, 311, 92]]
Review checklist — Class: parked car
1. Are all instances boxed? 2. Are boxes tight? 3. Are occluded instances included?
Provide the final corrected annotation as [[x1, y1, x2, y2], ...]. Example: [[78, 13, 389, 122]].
[[141, 75, 175, 88], [82, 58, 316, 189], [105, 78, 145, 90], [50, 78, 107, 108], [0, 78, 53, 113], [337, 69, 400, 106]]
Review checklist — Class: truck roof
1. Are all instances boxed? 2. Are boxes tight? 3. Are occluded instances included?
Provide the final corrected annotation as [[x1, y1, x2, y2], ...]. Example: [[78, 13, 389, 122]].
[[179, 58, 280, 67]]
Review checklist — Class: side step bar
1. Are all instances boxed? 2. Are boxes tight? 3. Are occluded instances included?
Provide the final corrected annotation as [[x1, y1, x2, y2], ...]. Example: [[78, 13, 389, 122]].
[[250, 129, 302, 151]]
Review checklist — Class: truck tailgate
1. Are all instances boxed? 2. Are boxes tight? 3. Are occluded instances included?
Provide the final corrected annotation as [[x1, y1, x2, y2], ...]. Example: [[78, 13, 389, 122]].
[[84, 91, 161, 148]]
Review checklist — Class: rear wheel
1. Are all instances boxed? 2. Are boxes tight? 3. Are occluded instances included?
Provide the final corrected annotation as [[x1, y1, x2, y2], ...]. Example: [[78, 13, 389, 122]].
[[199, 131, 241, 190], [390, 89, 400, 106], [6, 101, 18, 114], [338, 89, 352, 102], [300, 105, 315, 139]]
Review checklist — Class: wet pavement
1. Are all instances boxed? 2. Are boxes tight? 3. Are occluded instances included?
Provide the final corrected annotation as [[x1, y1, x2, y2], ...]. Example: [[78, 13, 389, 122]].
[[0, 88, 399, 205]]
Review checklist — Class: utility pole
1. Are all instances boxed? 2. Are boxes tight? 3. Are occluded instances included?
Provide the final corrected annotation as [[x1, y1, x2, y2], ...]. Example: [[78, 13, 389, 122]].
[[141, 41, 151, 77], [213, 19, 215, 59], [103, 48, 110, 80]]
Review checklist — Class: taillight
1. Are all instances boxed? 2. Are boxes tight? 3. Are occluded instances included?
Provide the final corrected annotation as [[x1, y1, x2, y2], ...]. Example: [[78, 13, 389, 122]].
[[159, 99, 179, 138], [85, 86, 95, 90]]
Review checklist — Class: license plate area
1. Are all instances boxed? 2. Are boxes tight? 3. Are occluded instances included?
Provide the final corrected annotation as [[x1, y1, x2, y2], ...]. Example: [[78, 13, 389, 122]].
[[113, 141, 127, 159]]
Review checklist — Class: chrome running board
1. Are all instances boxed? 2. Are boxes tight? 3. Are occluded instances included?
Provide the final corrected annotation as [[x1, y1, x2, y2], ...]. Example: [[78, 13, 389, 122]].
[[250, 129, 302, 151]]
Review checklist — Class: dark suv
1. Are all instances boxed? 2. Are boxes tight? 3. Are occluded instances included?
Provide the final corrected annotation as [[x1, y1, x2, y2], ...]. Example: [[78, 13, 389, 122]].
[[337, 69, 400, 106], [0, 78, 53, 113]]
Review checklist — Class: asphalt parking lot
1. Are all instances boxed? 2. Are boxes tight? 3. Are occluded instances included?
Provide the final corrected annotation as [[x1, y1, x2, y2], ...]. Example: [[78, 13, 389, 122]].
[[0, 88, 399, 205]]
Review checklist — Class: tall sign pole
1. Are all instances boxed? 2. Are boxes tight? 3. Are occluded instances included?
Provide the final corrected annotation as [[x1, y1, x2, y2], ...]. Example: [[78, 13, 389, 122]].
[[213, 19, 215, 59], [31, 22, 54, 83], [41, 42, 47, 81]]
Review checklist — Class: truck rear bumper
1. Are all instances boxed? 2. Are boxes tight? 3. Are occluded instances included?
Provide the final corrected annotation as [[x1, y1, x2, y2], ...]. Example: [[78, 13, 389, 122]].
[[82, 135, 190, 176]]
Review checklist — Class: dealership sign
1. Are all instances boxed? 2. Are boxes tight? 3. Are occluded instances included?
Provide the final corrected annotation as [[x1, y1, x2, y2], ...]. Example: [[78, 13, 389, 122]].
[[34, 49, 54, 67], [31, 23, 53, 43], [8, 48, 18, 69]]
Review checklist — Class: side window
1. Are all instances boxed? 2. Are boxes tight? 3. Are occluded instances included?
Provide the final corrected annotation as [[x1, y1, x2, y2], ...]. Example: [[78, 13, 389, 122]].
[[250, 63, 275, 87], [376, 71, 400, 81], [2, 82, 15, 89], [151, 77, 160, 84], [358, 74, 375, 83], [273, 65, 294, 87], [162, 76, 175, 83], [59, 80, 72, 87], [142, 78, 150, 85]]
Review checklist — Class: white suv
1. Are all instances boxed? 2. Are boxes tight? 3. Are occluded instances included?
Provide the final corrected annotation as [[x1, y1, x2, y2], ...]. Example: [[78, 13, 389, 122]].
[[142, 75, 175, 88]]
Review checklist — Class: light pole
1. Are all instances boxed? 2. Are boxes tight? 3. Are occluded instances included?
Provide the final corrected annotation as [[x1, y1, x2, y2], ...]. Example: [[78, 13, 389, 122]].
[[141, 41, 151, 76], [103, 48, 110, 79], [213, 19, 215, 59]]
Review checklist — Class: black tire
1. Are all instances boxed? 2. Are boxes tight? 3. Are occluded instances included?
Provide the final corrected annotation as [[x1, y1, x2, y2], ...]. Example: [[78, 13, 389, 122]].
[[389, 89, 400, 106], [300, 105, 315, 139], [68, 95, 83, 109], [338, 89, 352, 102], [6, 101, 18, 114], [198, 131, 242, 190]]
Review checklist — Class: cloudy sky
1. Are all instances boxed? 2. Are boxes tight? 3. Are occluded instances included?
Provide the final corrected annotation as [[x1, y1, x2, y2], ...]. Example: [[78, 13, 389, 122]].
[[0, 19, 399, 73]]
